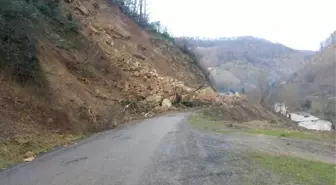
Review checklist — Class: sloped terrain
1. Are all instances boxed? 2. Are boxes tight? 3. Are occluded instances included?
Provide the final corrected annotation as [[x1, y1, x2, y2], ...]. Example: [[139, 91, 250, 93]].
[[268, 37, 336, 123], [0, 0, 294, 169], [288, 42, 336, 97], [177, 37, 313, 91], [0, 0, 211, 167]]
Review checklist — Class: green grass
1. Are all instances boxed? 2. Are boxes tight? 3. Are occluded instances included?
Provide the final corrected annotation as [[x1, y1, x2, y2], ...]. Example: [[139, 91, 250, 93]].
[[249, 153, 336, 185], [188, 115, 335, 141], [247, 129, 323, 140], [188, 115, 233, 133], [0, 134, 82, 169]]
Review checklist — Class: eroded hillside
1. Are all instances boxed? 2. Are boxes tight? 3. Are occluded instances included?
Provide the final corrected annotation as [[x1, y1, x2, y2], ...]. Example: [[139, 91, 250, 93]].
[[0, 0, 296, 168], [0, 0, 212, 167]]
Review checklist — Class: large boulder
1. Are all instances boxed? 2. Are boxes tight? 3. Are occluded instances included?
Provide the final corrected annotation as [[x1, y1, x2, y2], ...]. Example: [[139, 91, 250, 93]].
[[133, 53, 146, 60], [145, 95, 163, 106], [194, 86, 222, 103], [161, 99, 172, 108]]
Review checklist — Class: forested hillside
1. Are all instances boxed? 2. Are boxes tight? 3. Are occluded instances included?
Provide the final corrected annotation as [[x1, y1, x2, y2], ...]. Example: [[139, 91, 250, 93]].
[[268, 31, 336, 123], [175, 36, 313, 92]]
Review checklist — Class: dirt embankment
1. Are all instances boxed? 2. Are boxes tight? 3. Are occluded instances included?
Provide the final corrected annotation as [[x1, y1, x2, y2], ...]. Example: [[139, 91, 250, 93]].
[[0, 0, 220, 167], [0, 0, 288, 168]]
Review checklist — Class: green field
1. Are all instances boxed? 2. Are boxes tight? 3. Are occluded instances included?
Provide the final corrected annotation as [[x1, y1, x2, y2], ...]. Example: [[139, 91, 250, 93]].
[[249, 153, 336, 185]]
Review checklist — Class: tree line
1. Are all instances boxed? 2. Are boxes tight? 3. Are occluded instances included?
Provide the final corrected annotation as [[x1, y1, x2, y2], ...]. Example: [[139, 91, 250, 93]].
[[108, 0, 173, 42], [320, 31, 336, 51]]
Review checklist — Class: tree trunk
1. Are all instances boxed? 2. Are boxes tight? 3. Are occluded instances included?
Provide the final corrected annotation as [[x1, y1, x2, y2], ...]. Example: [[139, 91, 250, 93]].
[[139, 0, 143, 20], [144, 0, 147, 17], [133, 0, 138, 14]]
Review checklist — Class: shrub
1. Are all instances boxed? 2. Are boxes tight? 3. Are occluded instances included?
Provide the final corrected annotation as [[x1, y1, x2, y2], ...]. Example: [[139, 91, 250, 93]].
[[301, 99, 312, 110], [109, 0, 173, 42], [0, 0, 79, 83], [0, 1, 42, 83]]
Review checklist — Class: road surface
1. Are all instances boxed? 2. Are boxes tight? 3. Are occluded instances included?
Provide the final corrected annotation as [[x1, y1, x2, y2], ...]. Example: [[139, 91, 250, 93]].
[[0, 113, 235, 185], [0, 113, 334, 185]]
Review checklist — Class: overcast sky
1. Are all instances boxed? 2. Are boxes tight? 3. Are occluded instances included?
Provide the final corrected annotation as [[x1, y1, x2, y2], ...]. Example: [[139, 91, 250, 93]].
[[147, 0, 335, 51]]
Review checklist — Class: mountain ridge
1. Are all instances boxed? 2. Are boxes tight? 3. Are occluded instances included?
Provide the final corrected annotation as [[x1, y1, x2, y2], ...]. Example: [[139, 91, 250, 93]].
[[175, 36, 314, 92]]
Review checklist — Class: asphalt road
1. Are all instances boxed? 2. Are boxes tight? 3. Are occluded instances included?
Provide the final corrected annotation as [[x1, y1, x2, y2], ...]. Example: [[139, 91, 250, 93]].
[[1, 113, 334, 185], [0, 113, 240, 185]]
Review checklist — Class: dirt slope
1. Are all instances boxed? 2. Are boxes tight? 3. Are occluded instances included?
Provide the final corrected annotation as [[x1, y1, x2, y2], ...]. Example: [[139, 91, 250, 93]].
[[0, 0, 293, 168], [0, 0, 212, 167]]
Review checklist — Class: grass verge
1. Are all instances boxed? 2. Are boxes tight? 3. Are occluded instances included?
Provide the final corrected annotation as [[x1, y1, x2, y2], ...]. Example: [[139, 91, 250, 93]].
[[249, 152, 336, 185], [188, 114, 335, 141], [247, 129, 326, 140], [188, 115, 233, 133], [0, 133, 83, 169]]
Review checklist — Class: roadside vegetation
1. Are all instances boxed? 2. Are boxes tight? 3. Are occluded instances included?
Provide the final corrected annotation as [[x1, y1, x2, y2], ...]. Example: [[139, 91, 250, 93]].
[[110, 0, 173, 42], [189, 111, 335, 185], [249, 152, 336, 185], [188, 114, 336, 141], [0, 134, 82, 169], [0, 0, 80, 84], [246, 129, 335, 141]]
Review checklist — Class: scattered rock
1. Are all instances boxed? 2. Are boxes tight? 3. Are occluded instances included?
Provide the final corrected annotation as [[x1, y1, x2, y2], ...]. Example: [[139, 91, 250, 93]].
[[161, 99, 172, 108], [153, 106, 168, 113], [145, 95, 163, 106], [133, 53, 146, 60], [90, 26, 99, 34], [24, 157, 35, 162], [169, 105, 177, 110], [144, 112, 155, 118], [112, 120, 118, 128], [106, 26, 131, 40], [24, 151, 35, 158], [181, 94, 189, 101], [137, 44, 147, 51], [194, 86, 221, 103], [169, 95, 177, 103], [92, 2, 100, 9], [133, 71, 141, 77], [76, 2, 90, 16], [47, 118, 54, 123]]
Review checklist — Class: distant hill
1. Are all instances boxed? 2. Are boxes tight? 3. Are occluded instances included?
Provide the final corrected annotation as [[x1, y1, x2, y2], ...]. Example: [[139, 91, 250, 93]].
[[175, 36, 314, 92], [268, 32, 335, 123], [288, 44, 335, 97]]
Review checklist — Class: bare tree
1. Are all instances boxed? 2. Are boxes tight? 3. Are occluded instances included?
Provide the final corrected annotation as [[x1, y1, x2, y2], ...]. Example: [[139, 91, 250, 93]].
[[133, 0, 138, 13], [144, 0, 147, 17], [257, 71, 271, 104], [139, 0, 143, 19]]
